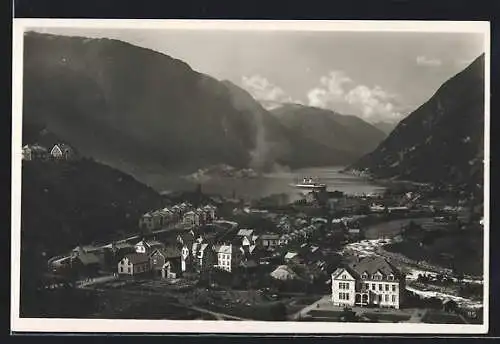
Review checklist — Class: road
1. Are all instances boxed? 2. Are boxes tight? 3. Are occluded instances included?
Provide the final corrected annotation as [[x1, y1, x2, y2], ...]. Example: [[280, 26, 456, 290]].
[[288, 295, 331, 320]]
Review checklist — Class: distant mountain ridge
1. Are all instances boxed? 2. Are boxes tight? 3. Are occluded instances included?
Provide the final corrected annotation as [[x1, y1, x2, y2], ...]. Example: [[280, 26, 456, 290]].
[[350, 54, 485, 196], [270, 103, 387, 156], [372, 121, 398, 135], [23, 32, 388, 188]]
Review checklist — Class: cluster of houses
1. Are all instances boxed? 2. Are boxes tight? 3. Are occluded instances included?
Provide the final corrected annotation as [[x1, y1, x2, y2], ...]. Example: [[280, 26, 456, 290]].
[[116, 235, 245, 278], [22, 143, 75, 161], [139, 203, 217, 232]]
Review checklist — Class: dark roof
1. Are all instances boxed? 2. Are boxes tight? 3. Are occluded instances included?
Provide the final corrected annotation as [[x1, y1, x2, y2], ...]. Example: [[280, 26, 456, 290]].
[[349, 256, 403, 279], [178, 232, 195, 245], [260, 233, 279, 240], [153, 246, 182, 258], [124, 253, 150, 264], [77, 253, 100, 265]]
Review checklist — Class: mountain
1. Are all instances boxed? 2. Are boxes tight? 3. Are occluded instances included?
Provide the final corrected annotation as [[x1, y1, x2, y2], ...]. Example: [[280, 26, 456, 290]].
[[21, 123, 164, 256], [270, 104, 387, 157], [220, 81, 354, 169], [350, 54, 485, 195], [372, 121, 398, 135], [22, 31, 366, 184], [23, 32, 258, 177]]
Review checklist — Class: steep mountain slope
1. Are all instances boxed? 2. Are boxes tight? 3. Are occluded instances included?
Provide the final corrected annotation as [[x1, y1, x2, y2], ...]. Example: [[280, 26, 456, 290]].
[[23, 32, 256, 176], [23, 32, 368, 182], [220, 81, 354, 169], [373, 121, 398, 135], [270, 104, 387, 156], [21, 123, 163, 256], [350, 54, 485, 194]]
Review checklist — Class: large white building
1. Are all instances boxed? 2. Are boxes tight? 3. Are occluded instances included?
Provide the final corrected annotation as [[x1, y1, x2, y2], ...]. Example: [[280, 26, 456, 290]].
[[214, 244, 243, 272], [331, 256, 405, 309]]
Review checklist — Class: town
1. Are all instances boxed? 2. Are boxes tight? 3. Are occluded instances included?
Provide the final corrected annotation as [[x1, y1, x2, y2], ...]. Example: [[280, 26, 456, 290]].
[[34, 143, 483, 324]]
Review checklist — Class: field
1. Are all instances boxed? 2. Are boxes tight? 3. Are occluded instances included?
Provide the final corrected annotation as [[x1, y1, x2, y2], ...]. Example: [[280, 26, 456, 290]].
[[362, 312, 411, 323], [306, 309, 344, 321], [422, 310, 467, 324]]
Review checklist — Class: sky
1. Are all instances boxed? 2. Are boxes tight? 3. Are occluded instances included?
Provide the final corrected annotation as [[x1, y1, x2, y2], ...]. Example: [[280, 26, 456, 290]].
[[32, 27, 485, 124]]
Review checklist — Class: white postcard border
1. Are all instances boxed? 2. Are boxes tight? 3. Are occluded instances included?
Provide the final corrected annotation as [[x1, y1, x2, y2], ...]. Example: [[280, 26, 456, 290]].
[[11, 18, 491, 334]]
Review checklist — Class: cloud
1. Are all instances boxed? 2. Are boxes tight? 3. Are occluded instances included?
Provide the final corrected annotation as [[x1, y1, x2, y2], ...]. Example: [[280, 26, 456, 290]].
[[416, 55, 442, 67], [307, 71, 352, 108], [345, 85, 402, 123], [241, 75, 296, 109], [306, 70, 402, 123]]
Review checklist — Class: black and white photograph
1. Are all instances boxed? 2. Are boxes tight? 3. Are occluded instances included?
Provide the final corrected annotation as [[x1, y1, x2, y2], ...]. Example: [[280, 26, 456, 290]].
[[11, 19, 490, 334]]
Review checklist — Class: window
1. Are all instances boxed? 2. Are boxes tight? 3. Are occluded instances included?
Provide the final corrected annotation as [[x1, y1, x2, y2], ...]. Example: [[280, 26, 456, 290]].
[[392, 295, 396, 302], [385, 294, 389, 302], [371, 283, 376, 290], [379, 284, 383, 291], [361, 272, 368, 279], [392, 285, 397, 292], [127, 267, 131, 273], [120, 267, 123, 273], [339, 292, 350, 300], [388, 274, 394, 281], [365, 283, 370, 289], [385, 284, 389, 291], [342, 274, 347, 280]]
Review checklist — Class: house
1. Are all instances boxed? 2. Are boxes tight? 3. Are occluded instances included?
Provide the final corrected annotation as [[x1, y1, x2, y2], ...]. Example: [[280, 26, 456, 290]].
[[176, 231, 196, 248], [312, 217, 328, 225], [370, 204, 386, 213], [102, 242, 135, 265], [237, 229, 254, 237], [134, 240, 165, 255], [192, 242, 216, 272], [347, 228, 362, 240], [22, 144, 48, 161], [118, 253, 150, 275], [183, 210, 201, 227], [331, 256, 405, 309], [259, 233, 280, 249], [150, 246, 183, 279], [139, 212, 163, 232], [71, 252, 101, 275], [202, 204, 217, 222], [302, 245, 323, 263], [279, 234, 291, 246], [214, 244, 243, 272], [270, 265, 300, 281], [284, 251, 301, 264], [50, 143, 75, 160]]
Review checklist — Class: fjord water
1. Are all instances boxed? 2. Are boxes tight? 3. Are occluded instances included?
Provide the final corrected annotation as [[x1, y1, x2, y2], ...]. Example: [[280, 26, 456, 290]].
[[157, 166, 386, 201]]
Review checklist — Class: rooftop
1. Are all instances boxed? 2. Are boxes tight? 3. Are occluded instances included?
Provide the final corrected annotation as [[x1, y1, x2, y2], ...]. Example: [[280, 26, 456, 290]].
[[123, 253, 150, 264], [237, 229, 254, 237], [154, 246, 182, 258], [335, 256, 404, 280]]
